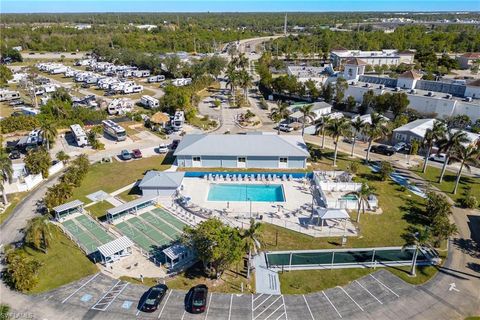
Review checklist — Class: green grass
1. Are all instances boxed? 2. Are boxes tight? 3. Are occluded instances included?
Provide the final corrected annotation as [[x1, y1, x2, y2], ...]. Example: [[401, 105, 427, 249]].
[[0, 192, 28, 225], [69, 155, 173, 203], [86, 201, 114, 218], [411, 164, 480, 205], [464, 317, 480, 320], [118, 185, 142, 202], [19, 226, 98, 294], [187, 115, 218, 130]]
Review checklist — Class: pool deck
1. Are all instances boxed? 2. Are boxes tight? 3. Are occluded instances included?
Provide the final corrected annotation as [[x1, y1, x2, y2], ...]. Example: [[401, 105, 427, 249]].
[[180, 177, 358, 238]]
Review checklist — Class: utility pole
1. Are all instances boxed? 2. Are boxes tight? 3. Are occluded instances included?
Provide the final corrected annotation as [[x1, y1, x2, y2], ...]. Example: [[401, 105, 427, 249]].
[[284, 13, 287, 36]]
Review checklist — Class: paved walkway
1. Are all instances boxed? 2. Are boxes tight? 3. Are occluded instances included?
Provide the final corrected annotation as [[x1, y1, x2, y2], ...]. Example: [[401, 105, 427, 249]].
[[253, 253, 281, 295]]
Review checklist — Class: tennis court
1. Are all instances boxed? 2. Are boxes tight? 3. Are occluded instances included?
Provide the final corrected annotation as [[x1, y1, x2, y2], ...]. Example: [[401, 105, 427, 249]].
[[266, 247, 431, 270]]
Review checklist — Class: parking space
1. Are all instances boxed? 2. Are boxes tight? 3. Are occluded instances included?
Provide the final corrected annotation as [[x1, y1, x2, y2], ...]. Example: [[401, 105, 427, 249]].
[[157, 290, 187, 320], [59, 273, 118, 307], [283, 294, 314, 320], [203, 293, 230, 320], [106, 284, 148, 318], [229, 293, 253, 320], [303, 292, 340, 320]]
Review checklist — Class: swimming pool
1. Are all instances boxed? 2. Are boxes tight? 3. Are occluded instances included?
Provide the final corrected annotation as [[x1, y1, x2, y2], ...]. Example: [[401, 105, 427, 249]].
[[207, 184, 285, 202], [340, 194, 358, 201]]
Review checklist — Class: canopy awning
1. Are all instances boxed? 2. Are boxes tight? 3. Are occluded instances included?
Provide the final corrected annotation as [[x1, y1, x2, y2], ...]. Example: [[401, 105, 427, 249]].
[[97, 236, 134, 258], [107, 195, 157, 216], [163, 244, 189, 260], [313, 208, 349, 220], [53, 200, 84, 214]]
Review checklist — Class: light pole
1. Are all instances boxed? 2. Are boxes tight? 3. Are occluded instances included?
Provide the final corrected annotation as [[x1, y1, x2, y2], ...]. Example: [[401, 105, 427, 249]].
[[249, 199, 252, 219]]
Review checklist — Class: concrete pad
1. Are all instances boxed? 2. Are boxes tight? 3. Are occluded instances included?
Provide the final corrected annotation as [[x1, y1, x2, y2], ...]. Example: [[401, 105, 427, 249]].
[[87, 190, 110, 202]]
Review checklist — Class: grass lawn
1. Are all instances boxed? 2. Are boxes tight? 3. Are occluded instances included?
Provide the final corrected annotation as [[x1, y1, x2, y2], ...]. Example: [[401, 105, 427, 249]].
[[20, 226, 98, 294], [187, 115, 218, 130], [118, 185, 142, 202], [411, 164, 480, 206], [0, 192, 28, 225], [86, 201, 114, 218], [70, 155, 173, 203], [121, 260, 255, 293]]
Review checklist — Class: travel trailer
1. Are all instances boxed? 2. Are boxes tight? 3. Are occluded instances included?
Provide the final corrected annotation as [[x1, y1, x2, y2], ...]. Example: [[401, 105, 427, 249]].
[[147, 75, 166, 83], [171, 111, 185, 131], [140, 95, 160, 109], [70, 124, 88, 147], [0, 89, 20, 101]]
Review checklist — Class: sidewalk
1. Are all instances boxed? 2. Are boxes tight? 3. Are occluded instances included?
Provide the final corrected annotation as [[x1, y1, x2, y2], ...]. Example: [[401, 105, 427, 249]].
[[253, 253, 281, 295]]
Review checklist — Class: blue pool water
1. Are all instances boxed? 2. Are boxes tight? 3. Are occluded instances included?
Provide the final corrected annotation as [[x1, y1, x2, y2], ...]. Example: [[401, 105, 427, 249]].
[[207, 184, 285, 202]]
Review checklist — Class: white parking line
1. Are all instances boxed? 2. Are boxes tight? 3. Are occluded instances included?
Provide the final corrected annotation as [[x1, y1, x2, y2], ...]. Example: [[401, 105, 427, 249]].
[[264, 303, 284, 320], [274, 312, 286, 320], [228, 294, 233, 320], [158, 290, 173, 319], [204, 293, 213, 320], [322, 291, 342, 318], [254, 295, 283, 320], [181, 310, 186, 320], [302, 295, 315, 320], [369, 274, 399, 298], [253, 295, 272, 311], [354, 280, 383, 304], [253, 293, 265, 303], [252, 294, 254, 320], [337, 286, 364, 312], [61, 273, 100, 303], [282, 295, 288, 320]]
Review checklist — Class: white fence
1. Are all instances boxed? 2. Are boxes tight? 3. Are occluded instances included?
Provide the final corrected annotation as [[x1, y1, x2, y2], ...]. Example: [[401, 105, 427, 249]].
[[3, 162, 64, 194]]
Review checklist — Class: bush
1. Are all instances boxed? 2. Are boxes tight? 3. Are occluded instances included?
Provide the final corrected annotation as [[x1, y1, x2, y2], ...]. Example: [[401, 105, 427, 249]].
[[460, 189, 478, 209], [378, 161, 393, 181], [347, 162, 359, 174]]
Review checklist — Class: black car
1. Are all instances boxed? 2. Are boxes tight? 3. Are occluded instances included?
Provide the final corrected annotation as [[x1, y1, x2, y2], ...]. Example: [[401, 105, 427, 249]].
[[9, 150, 21, 160], [187, 284, 208, 314], [370, 145, 395, 156], [171, 139, 180, 150], [140, 285, 168, 313]]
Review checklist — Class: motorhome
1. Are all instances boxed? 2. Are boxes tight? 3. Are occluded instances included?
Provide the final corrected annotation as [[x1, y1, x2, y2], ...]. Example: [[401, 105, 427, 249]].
[[102, 120, 127, 141], [107, 98, 134, 115], [43, 84, 59, 93], [34, 87, 46, 96], [123, 85, 143, 94], [132, 70, 151, 78], [50, 66, 68, 74], [140, 95, 159, 109], [147, 75, 166, 83], [171, 111, 185, 131], [0, 89, 21, 101], [172, 78, 192, 87], [70, 124, 88, 147]]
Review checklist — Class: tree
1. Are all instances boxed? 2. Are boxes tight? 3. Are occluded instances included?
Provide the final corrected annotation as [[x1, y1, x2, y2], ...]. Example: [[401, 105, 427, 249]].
[[241, 218, 263, 279], [182, 218, 244, 279], [163, 55, 182, 78], [359, 90, 375, 115], [315, 115, 330, 149], [334, 78, 348, 106], [39, 120, 57, 151], [346, 96, 356, 112], [325, 118, 350, 167], [305, 79, 320, 101], [389, 93, 410, 119], [378, 161, 394, 181], [354, 182, 374, 222], [237, 69, 253, 100], [449, 145, 480, 194], [25, 148, 51, 179], [403, 227, 430, 276], [270, 101, 290, 135], [363, 113, 390, 162], [0, 64, 13, 86], [421, 121, 446, 173], [226, 64, 239, 103], [299, 104, 315, 136], [372, 93, 391, 114], [349, 117, 365, 157], [56, 151, 70, 164], [424, 192, 457, 247], [321, 83, 333, 103], [436, 130, 469, 183], [4, 249, 42, 292], [0, 149, 13, 204], [25, 217, 54, 253], [206, 56, 227, 80]]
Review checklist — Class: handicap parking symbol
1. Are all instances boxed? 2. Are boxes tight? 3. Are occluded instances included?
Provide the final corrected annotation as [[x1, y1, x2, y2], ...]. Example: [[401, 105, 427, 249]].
[[80, 294, 92, 302], [122, 300, 133, 309]]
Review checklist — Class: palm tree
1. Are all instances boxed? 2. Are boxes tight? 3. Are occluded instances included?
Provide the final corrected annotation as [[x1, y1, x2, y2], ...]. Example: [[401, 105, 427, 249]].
[[270, 101, 290, 135], [421, 121, 446, 173], [350, 117, 365, 157], [436, 130, 469, 183], [56, 151, 70, 164], [238, 69, 253, 100], [0, 150, 13, 205], [39, 120, 57, 151], [403, 227, 430, 276], [325, 118, 350, 167], [449, 145, 480, 194], [363, 113, 390, 162], [242, 218, 263, 279], [226, 64, 238, 105], [233, 53, 249, 70], [354, 182, 374, 223], [299, 104, 315, 136], [25, 216, 54, 253], [316, 115, 330, 148]]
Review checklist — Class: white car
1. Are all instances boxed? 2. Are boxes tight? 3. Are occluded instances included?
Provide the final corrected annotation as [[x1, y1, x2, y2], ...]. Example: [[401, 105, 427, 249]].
[[277, 123, 293, 132], [158, 144, 169, 154], [429, 153, 448, 163]]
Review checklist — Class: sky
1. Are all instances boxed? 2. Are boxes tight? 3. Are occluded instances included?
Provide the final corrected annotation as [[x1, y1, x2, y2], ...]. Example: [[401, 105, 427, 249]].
[[1, 0, 479, 13]]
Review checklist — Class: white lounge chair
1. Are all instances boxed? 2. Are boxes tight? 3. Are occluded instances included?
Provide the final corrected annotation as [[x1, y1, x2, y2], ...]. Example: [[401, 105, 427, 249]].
[[261, 174, 266, 181], [288, 174, 293, 181], [282, 174, 287, 181], [267, 174, 272, 181]]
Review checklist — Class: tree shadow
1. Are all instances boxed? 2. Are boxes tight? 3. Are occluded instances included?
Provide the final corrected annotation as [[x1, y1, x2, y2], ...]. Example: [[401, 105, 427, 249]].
[[401, 198, 427, 225]]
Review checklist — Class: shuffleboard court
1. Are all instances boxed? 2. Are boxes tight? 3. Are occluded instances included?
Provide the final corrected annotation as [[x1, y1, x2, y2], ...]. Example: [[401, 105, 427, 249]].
[[140, 211, 179, 240], [75, 215, 114, 245], [115, 221, 155, 252], [128, 216, 171, 247], [151, 208, 187, 231], [62, 219, 100, 254]]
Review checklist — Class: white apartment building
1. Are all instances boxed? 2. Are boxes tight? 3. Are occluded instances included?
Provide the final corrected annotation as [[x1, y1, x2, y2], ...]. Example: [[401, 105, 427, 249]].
[[330, 49, 415, 68]]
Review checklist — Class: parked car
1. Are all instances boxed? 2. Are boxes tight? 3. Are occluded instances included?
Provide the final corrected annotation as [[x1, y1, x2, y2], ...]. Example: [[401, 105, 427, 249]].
[[343, 137, 354, 144], [393, 142, 407, 152], [158, 144, 169, 154], [9, 100, 23, 106], [370, 145, 395, 156], [429, 153, 448, 163], [9, 150, 21, 160], [187, 285, 208, 314], [171, 139, 180, 150], [132, 149, 143, 159], [277, 123, 293, 132], [140, 285, 168, 313], [121, 149, 132, 160]]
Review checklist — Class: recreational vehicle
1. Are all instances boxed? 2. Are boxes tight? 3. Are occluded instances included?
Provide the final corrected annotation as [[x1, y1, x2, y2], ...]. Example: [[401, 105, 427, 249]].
[[102, 120, 127, 141], [147, 75, 166, 83], [107, 98, 134, 115], [70, 124, 88, 147], [132, 70, 151, 78], [140, 95, 159, 109], [0, 89, 20, 101], [171, 111, 185, 131]]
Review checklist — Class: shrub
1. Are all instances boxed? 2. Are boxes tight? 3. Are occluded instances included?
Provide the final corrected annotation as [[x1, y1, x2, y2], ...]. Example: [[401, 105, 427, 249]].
[[378, 161, 393, 181], [347, 162, 359, 174], [460, 189, 478, 209]]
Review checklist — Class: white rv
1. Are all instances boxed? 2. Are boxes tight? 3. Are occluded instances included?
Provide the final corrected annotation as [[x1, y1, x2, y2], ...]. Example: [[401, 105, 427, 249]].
[[132, 70, 151, 78], [147, 75, 166, 83], [0, 89, 21, 101], [123, 85, 143, 94], [140, 95, 159, 109], [171, 111, 185, 131], [107, 98, 134, 115], [171, 78, 192, 87], [70, 124, 88, 147]]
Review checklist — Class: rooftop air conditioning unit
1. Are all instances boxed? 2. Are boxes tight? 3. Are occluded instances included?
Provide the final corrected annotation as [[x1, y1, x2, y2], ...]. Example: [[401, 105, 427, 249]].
[[409, 89, 416, 94], [445, 94, 452, 99], [427, 91, 434, 97], [394, 87, 401, 91], [379, 85, 385, 89], [465, 97, 473, 102]]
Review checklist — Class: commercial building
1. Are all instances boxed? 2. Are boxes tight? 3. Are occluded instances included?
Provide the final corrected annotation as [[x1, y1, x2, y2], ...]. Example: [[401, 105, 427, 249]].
[[174, 133, 310, 169], [138, 171, 186, 197], [330, 49, 415, 68], [457, 53, 480, 70]]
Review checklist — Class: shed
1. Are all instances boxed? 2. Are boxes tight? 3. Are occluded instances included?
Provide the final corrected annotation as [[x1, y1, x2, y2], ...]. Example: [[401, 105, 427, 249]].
[[138, 171, 185, 197], [97, 236, 134, 265], [162, 244, 195, 271], [310, 208, 349, 229], [53, 200, 84, 221]]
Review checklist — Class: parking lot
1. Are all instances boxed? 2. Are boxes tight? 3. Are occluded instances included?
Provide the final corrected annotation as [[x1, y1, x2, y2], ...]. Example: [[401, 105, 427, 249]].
[[39, 269, 414, 320]]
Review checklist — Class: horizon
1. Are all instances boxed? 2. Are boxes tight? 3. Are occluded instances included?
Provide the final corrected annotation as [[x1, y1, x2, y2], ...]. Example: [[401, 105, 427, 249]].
[[1, 0, 480, 14]]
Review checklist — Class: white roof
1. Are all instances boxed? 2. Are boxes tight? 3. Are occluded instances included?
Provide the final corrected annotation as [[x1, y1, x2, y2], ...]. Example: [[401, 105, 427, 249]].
[[163, 244, 190, 260], [53, 200, 84, 213], [314, 208, 350, 220], [351, 114, 389, 125], [107, 195, 157, 216], [139, 171, 185, 189], [392, 119, 436, 138], [97, 236, 134, 258]]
